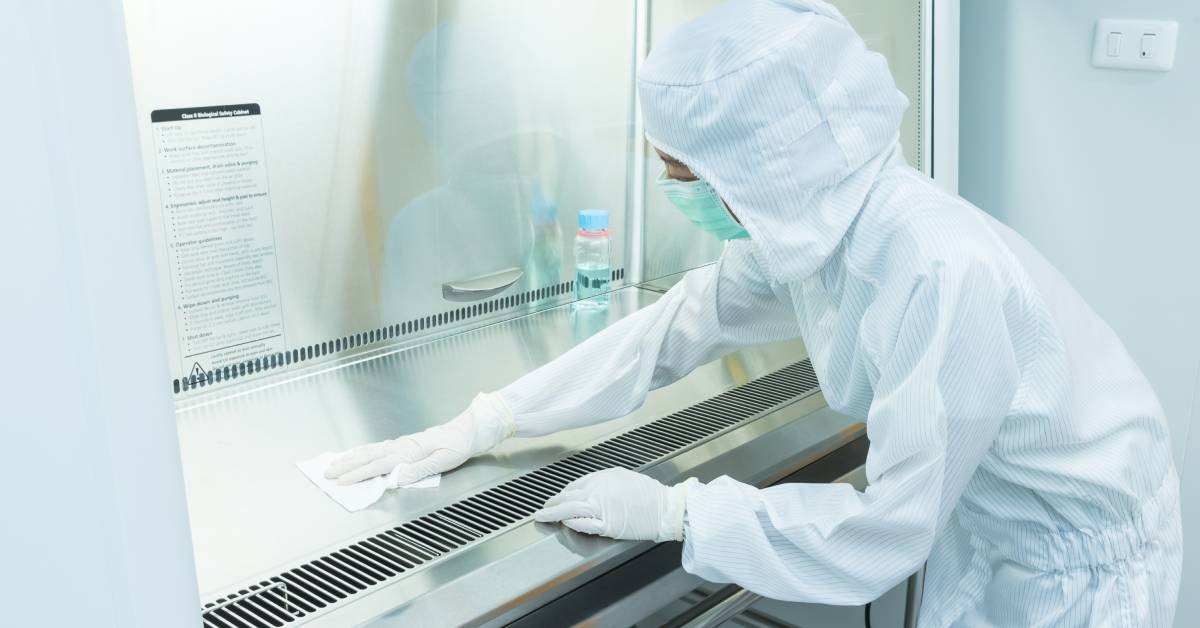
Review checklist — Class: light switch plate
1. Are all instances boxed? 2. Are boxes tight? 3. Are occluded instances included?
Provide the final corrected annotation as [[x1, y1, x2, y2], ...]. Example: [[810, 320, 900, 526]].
[[1093, 19, 1179, 71]]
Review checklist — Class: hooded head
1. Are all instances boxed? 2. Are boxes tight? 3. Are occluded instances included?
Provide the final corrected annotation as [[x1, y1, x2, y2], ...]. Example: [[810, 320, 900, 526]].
[[638, 0, 908, 283]]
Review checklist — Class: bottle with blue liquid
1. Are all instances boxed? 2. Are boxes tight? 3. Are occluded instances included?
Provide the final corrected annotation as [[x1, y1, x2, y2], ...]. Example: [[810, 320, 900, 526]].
[[574, 209, 611, 308]]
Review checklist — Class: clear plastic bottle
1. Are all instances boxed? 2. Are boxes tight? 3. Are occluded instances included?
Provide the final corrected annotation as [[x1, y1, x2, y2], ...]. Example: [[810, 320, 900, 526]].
[[573, 209, 611, 308]]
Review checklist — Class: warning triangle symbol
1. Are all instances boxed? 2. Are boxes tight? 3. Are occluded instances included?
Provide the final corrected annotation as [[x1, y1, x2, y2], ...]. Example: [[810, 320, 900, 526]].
[[190, 362, 207, 382]]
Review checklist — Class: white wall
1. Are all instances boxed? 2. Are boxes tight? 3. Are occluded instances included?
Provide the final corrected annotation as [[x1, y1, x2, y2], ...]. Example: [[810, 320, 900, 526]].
[[959, 2, 1200, 625], [0, 1, 200, 625]]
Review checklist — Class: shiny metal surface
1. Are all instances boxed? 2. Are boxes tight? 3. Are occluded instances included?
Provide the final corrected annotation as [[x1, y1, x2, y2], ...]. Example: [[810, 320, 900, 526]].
[[564, 556, 704, 628], [905, 567, 926, 628], [352, 410, 859, 628], [679, 587, 763, 628], [176, 285, 841, 614], [441, 267, 524, 302], [503, 444, 868, 628], [656, 465, 866, 628], [502, 540, 703, 628]]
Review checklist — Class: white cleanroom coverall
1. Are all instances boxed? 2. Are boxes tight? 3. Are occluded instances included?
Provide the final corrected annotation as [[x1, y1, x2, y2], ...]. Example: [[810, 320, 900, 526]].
[[503, 1, 1182, 625], [331, 1, 1182, 625]]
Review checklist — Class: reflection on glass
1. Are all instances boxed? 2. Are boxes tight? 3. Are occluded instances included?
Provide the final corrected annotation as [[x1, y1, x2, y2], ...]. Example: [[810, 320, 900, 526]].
[[528, 188, 564, 304], [381, 22, 561, 322], [372, 8, 633, 328], [640, 0, 736, 282], [570, 306, 611, 345], [125, 0, 924, 389]]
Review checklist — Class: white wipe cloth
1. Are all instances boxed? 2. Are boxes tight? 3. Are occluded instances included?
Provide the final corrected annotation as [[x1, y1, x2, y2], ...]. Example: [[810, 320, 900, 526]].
[[297, 452, 440, 512]]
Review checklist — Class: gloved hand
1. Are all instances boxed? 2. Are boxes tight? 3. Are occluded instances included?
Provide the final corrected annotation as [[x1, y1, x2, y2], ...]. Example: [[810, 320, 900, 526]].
[[324, 392, 516, 487], [533, 468, 698, 542]]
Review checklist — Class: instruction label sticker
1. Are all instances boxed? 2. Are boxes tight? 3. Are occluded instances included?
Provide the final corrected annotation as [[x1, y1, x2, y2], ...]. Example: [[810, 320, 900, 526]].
[[151, 104, 286, 379]]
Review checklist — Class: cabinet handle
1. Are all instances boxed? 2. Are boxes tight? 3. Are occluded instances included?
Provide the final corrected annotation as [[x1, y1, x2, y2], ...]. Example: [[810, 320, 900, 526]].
[[441, 267, 523, 302]]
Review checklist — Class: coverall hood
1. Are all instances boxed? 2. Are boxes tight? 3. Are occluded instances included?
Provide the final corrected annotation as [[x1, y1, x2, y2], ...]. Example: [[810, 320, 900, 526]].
[[638, 0, 908, 283]]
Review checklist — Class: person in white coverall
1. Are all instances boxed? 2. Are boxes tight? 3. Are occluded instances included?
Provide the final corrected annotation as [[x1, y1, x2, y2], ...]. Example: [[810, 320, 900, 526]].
[[327, 1, 1183, 625]]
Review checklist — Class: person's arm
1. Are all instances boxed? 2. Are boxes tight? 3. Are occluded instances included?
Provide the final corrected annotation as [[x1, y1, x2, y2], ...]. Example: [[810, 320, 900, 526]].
[[536, 257, 1023, 599], [502, 241, 799, 436], [680, 259, 1020, 604], [327, 241, 800, 485]]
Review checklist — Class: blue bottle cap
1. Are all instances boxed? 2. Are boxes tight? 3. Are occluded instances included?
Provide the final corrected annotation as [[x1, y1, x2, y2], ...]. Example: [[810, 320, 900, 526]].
[[578, 209, 609, 232]]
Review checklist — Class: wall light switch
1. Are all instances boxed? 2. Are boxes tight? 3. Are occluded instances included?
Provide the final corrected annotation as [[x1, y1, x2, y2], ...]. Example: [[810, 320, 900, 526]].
[[1107, 32, 1123, 56], [1141, 34, 1156, 58], [1093, 19, 1178, 71]]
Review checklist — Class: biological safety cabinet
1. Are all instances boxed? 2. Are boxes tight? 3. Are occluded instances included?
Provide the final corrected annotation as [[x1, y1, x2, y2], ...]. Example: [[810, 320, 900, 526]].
[[6, 1, 959, 626]]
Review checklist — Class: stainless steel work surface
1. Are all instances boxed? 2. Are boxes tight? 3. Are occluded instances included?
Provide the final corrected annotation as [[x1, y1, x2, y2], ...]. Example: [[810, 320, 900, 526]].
[[177, 284, 857, 625]]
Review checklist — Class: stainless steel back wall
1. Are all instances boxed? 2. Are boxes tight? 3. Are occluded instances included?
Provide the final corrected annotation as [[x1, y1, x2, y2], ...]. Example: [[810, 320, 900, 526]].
[[125, 1, 645, 395], [122, 0, 928, 399]]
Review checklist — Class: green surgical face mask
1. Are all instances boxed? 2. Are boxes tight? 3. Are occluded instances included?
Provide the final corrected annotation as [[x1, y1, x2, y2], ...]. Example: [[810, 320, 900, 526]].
[[656, 171, 750, 240]]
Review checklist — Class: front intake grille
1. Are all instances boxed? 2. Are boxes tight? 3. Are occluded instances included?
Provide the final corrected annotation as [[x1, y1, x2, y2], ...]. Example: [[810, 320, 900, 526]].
[[200, 359, 820, 627]]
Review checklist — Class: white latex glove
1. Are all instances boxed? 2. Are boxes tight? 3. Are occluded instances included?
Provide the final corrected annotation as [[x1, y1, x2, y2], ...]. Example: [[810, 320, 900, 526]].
[[325, 392, 515, 487], [533, 468, 698, 542]]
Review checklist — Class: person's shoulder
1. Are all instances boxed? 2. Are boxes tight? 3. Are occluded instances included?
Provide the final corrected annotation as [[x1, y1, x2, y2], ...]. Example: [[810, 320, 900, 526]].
[[848, 167, 1009, 287]]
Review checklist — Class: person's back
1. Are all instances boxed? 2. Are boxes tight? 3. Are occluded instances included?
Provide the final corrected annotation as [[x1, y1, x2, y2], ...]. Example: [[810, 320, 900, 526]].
[[788, 158, 1182, 624]]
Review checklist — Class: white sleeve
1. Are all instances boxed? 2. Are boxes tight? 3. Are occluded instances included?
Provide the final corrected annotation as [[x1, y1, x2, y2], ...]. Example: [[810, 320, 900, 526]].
[[498, 242, 800, 437], [681, 260, 1020, 605]]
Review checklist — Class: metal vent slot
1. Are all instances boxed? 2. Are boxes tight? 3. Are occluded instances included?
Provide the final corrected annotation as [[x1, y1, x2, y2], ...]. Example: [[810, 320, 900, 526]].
[[383, 531, 440, 560], [505, 476, 558, 500], [604, 434, 672, 458], [369, 536, 422, 566], [201, 359, 820, 626], [486, 485, 544, 510], [438, 506, 498, 536], [295, 566, 349, 598], [326, 556, 376, 589], [176, 271, 627, 394], [203, 580, 301, 628], [293, 565, 349, 599], [277, 571, 327, 606], [273, 575, 327, 610], [512, 473, 564, 499], [526, 469, 572, 490], [397, 529, 451, 554]]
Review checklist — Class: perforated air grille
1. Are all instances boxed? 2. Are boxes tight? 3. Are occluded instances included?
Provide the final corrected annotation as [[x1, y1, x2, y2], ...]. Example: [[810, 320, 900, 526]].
[[175, 270, 627, 395], [199, 359, 819, 627]]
